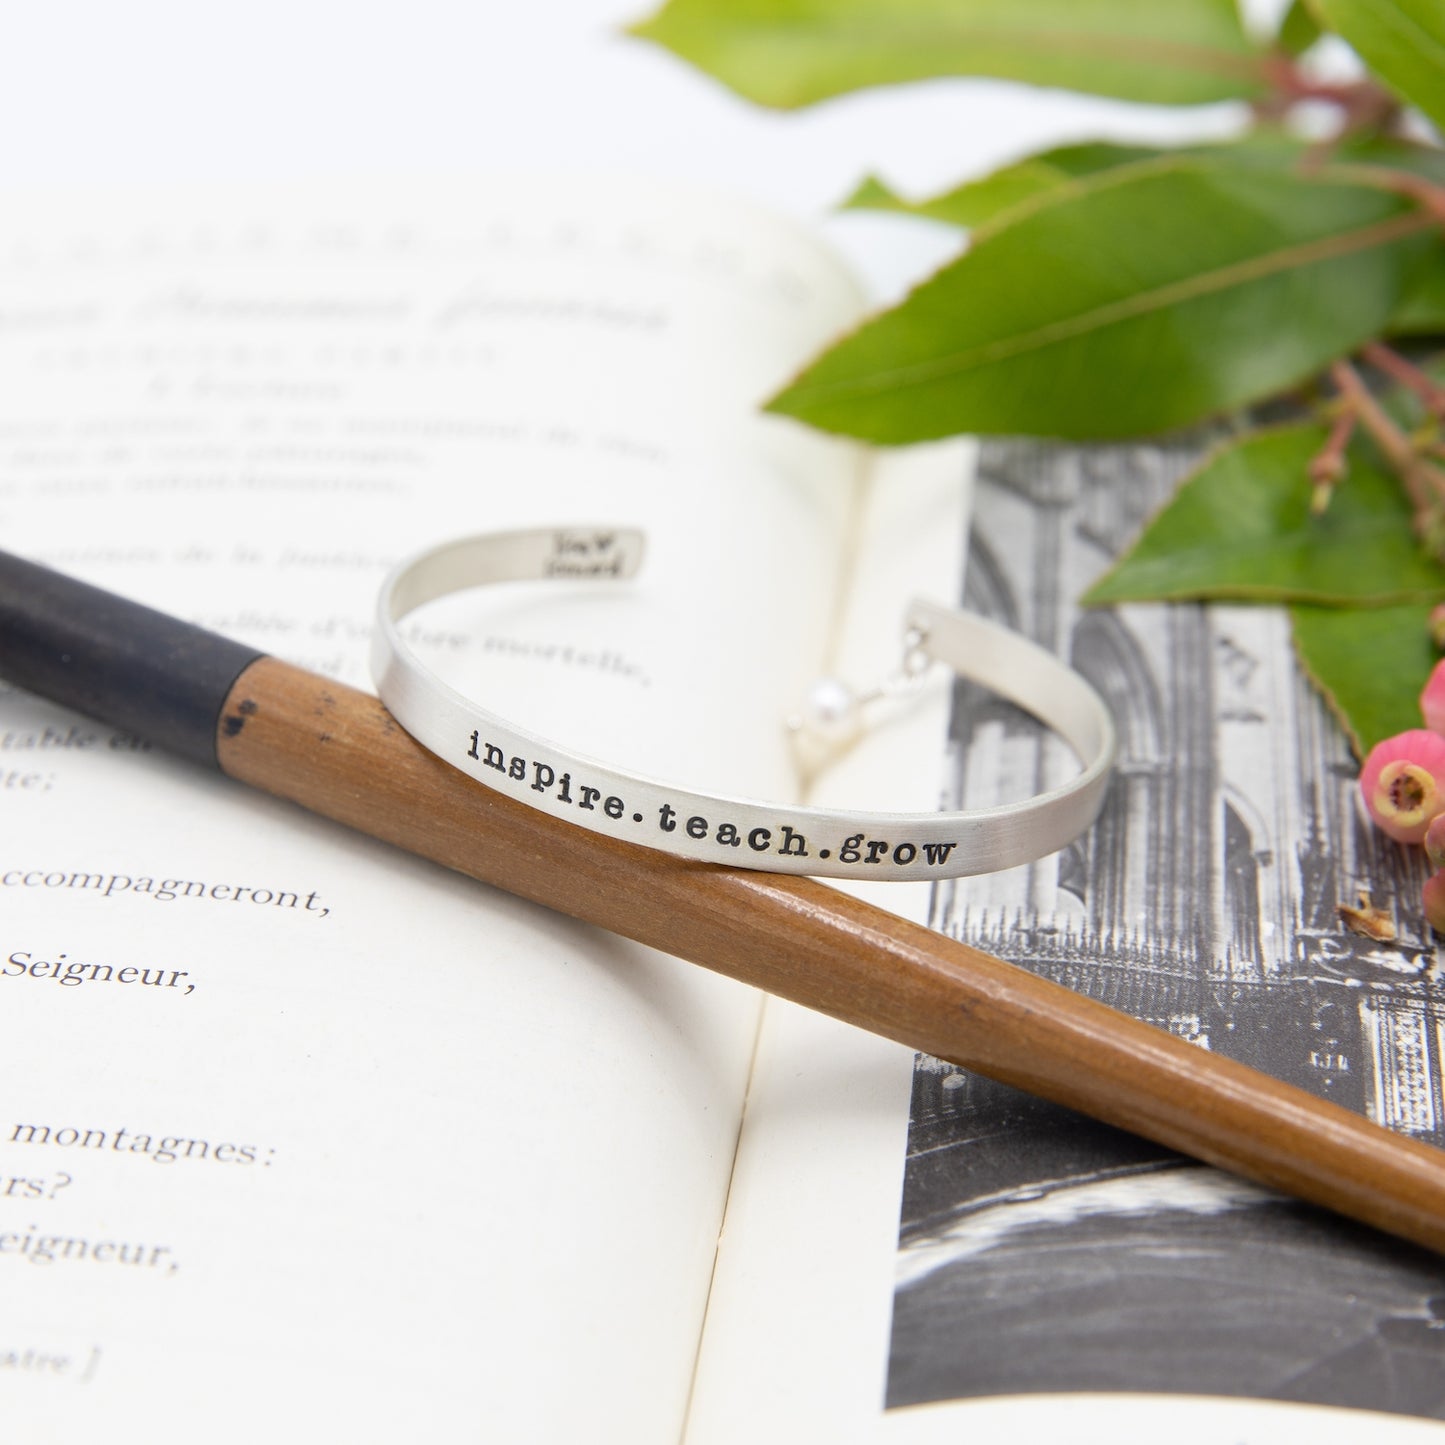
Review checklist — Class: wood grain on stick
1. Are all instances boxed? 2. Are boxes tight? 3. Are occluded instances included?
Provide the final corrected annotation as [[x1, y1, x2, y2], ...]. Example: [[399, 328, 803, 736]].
[[219, 655, 1445, 1257]]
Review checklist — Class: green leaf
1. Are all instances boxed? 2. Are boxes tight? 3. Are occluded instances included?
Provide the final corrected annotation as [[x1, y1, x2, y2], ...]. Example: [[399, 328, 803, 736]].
[[1291, 600, 1437, 755], [841, 143, 1163, 229], [767, 157, 1436, 442], [629, 0, 1268, 110], [1083, 422, 1445, 604], [1305, 0, 1445, 132], [840, 133, 1333, 232], [1339, 142, 1445, 335], [1345, 134, 1445, 184], [1390, 239, 1445, 333], [1278, 0, 1323, 53], [843, 132, 1369, 231]]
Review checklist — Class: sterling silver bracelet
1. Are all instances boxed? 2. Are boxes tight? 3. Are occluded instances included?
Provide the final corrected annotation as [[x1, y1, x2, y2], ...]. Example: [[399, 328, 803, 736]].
[[372, 526, 1117, 881]]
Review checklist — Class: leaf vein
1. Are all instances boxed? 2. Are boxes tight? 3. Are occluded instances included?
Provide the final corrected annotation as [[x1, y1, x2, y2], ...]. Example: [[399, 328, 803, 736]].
[[1354, 0, 1445, 69], [791, 209, 1434, 402]]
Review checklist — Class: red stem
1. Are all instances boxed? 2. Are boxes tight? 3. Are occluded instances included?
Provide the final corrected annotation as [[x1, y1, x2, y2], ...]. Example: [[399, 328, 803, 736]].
[[1362, 341, 1445, 421], [1309, 403, 1357, 512], [1259, 53, 1400, 129], [1331, 359, 1445, 524]]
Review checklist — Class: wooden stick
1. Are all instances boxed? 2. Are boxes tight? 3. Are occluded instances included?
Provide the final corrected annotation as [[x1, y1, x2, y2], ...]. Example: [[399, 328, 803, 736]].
[[217, 656, 1445, 1255], [5, 547, 1445, 1254]]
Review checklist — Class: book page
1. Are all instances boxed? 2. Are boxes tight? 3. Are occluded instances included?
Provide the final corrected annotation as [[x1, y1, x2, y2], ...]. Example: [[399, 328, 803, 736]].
[[0, 177, 871, 1443], [682, 437, 970, 1442], [685, 438, 1445, 1444]]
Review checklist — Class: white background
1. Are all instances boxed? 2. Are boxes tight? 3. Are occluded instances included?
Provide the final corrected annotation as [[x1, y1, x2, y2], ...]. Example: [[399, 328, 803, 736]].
[[0, 0, 1257, 301]]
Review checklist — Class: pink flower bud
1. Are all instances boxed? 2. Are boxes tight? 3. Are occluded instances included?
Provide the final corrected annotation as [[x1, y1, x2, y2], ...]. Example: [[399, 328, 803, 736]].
[[1425, 872, 1445, 934], [1430, 604, 1445, 652], [1422, 659, 1445, 735], [1428, 815, 1445, 873], [1359, 729, 1445, 843]]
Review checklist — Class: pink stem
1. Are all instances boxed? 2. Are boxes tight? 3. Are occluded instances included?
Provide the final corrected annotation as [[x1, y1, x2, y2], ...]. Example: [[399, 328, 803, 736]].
[[1331, 359, 1445, 525], [1362, 341, 1445, 421]]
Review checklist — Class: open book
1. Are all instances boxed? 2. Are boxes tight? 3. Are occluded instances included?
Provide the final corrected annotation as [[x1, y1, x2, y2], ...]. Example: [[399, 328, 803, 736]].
[[0, 176, 965, 1442], [3, 179, 1444, 1445]]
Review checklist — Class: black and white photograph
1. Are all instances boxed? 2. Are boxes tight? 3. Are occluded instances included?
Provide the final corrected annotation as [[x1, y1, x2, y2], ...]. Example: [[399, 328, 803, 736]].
[[890, 437, 1445, 1418]]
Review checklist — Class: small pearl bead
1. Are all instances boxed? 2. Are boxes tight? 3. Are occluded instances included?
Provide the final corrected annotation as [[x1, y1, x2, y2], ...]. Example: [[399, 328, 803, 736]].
[[802, 677, 861, 746]]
